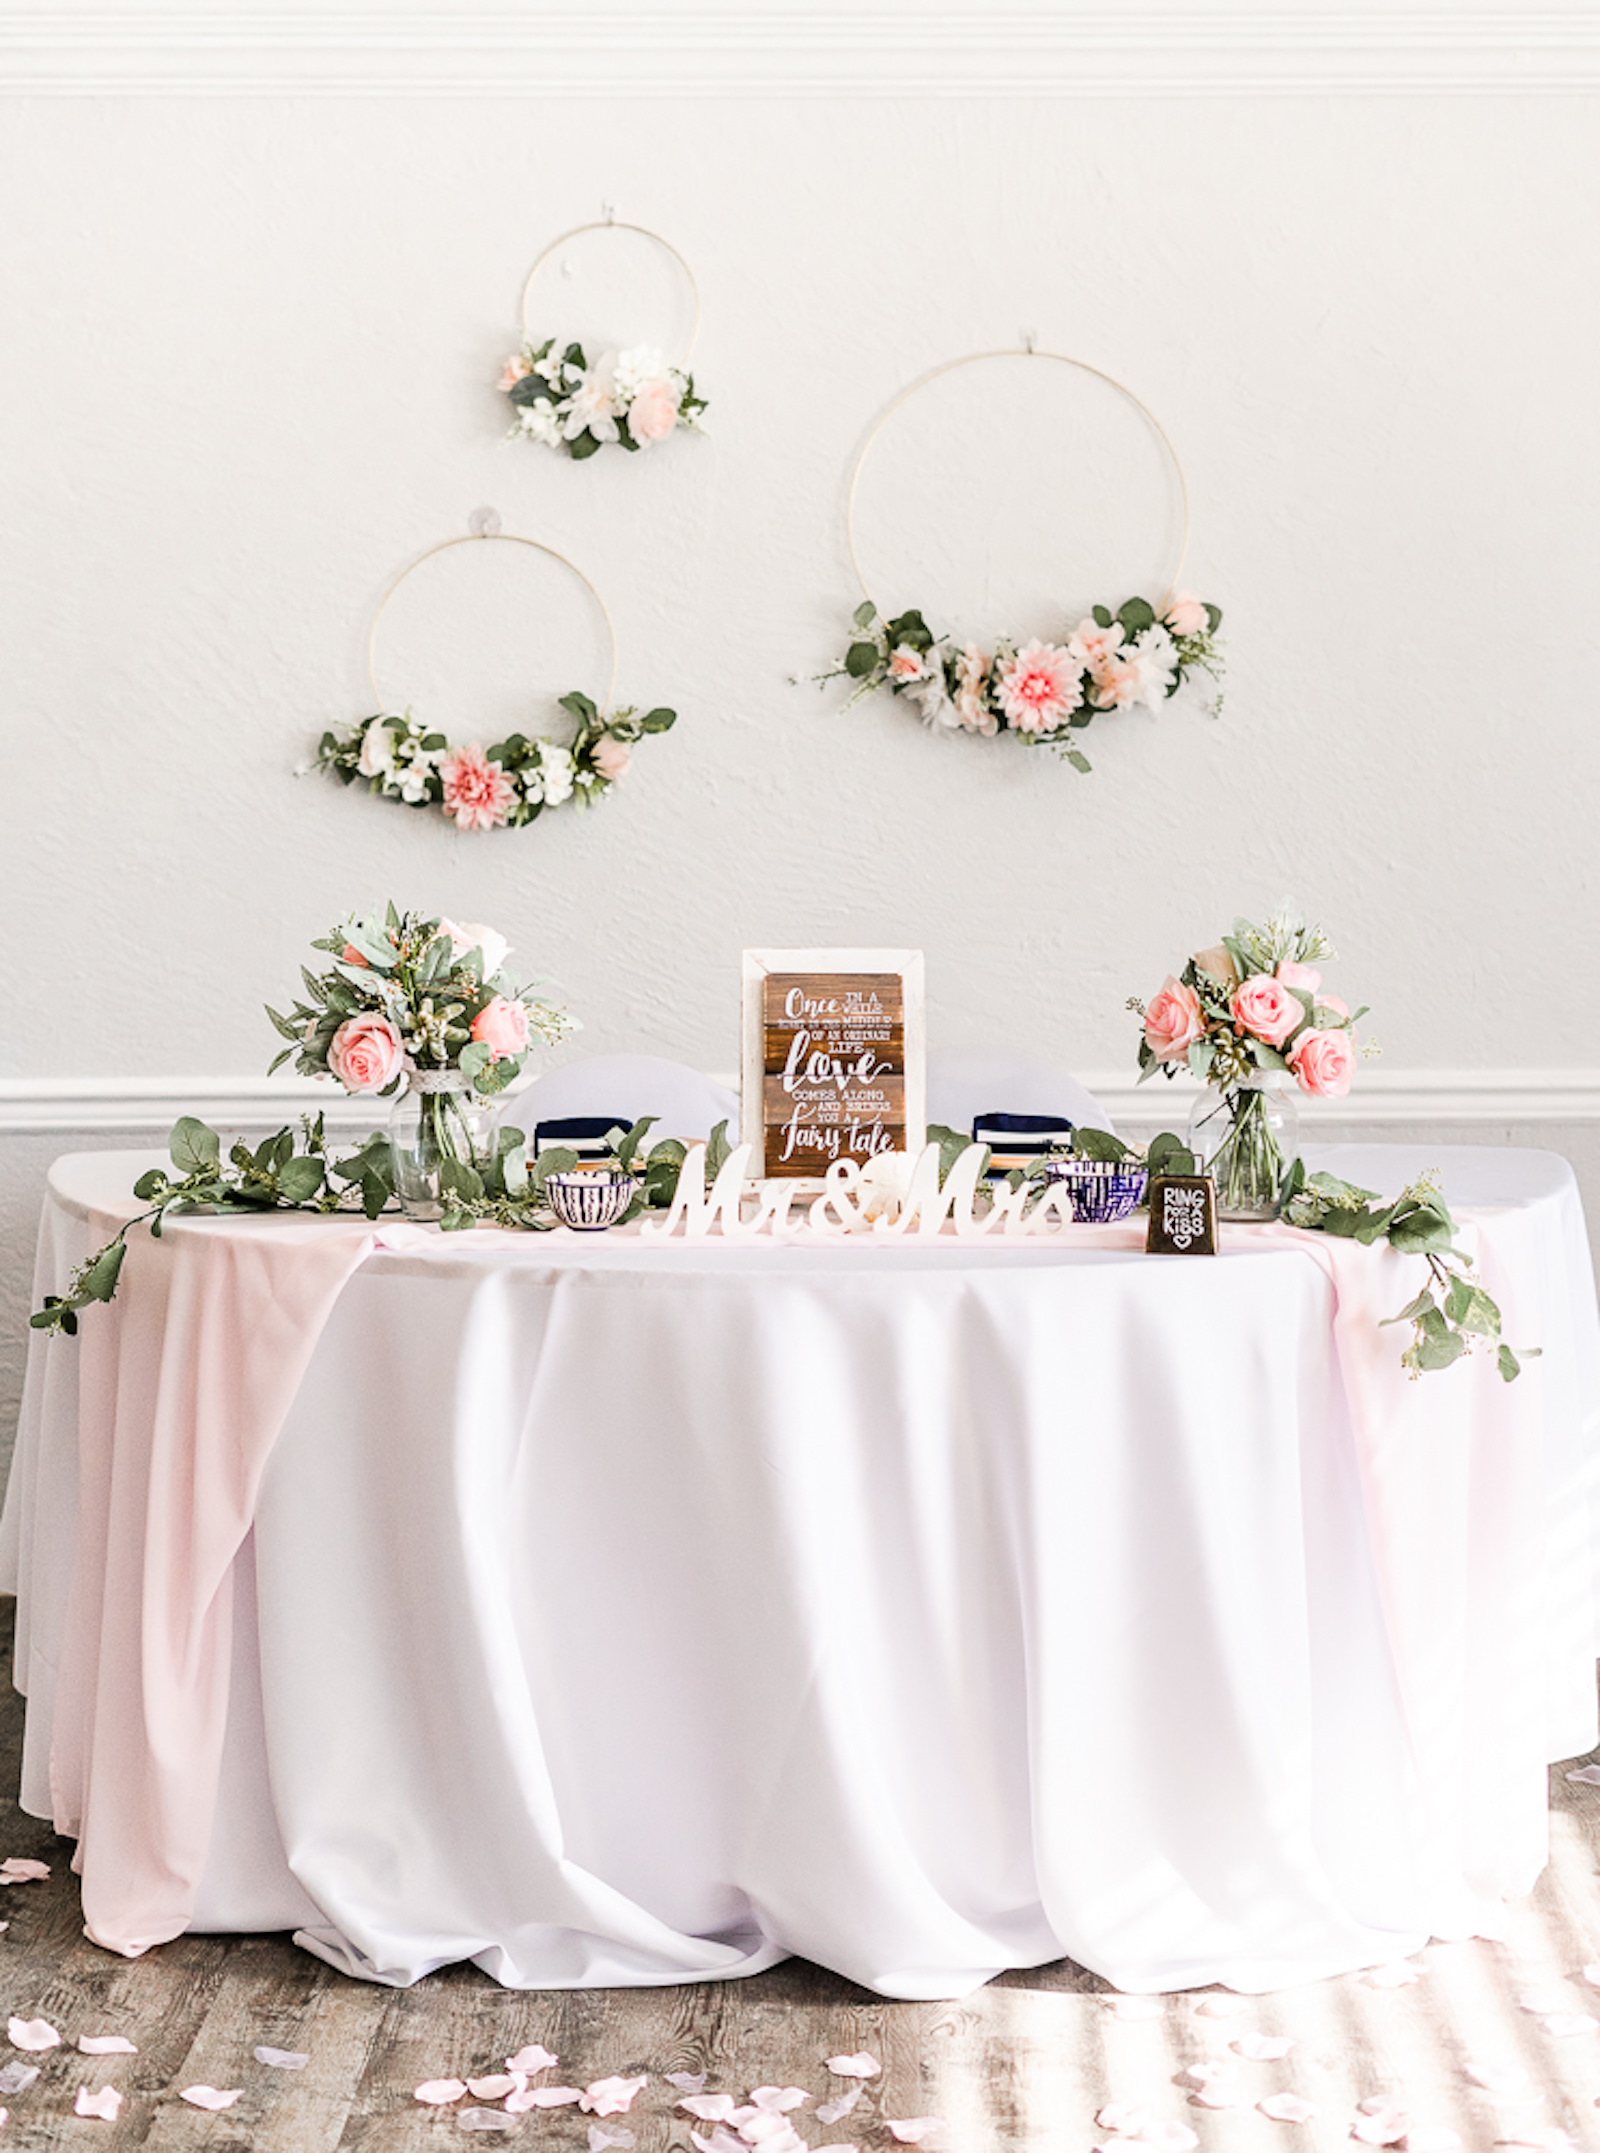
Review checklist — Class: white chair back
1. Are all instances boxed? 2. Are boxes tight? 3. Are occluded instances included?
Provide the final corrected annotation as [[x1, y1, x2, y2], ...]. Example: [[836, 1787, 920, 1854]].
[[925, 1051, 1115, 1142], [513, 1055, 739, 1147]]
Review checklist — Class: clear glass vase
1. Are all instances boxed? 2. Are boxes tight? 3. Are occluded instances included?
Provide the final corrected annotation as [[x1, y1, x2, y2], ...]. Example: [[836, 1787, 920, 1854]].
[[387, 1071, 499, 1222], [1185, 1077, 1300, 1223]]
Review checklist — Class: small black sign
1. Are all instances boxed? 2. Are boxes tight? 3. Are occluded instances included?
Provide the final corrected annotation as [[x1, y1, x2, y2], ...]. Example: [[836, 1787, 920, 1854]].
[[1146, 1174, 1218, 1256]]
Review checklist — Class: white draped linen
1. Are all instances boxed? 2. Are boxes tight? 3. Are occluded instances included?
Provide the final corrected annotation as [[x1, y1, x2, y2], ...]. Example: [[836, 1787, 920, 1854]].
[[3, 1144, 1598, 1998]]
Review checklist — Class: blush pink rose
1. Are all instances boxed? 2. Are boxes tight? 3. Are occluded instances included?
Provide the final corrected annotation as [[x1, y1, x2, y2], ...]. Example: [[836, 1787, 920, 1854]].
[[1230, 974, 1301, 1047], [327, 1014, 405, 1094], [1163, 591, 1208, 637], [628, 376, 681, 443], [1144, 976, 1204, 1062], [1275, 959, 1322, 994], [440, 744, 516, 831], [1291, 1027, 1356, 1098], [470, 995, 530, 1062], [498, 353, 530, 392], [591, 736, 632, 781], [1318, 992, 1350, 1019]]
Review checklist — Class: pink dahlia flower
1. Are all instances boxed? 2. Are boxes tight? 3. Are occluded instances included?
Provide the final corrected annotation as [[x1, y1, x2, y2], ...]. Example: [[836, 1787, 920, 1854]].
[[996, 640, 1084, 733], [439, 744, 515, 831]]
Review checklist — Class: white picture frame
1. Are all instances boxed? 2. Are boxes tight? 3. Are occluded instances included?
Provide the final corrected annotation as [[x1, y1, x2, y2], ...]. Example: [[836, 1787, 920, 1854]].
[[741, 947, 926, 1185]]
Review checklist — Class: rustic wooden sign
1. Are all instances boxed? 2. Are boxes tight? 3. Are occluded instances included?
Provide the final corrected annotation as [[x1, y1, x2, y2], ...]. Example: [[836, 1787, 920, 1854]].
[[741, 949, 926, 1183], [1145, 1173, 1218, 1256]]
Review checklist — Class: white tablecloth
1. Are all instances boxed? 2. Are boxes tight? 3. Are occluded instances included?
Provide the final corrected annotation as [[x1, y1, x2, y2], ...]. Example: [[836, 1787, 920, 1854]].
[[4, 1144, 1599, 1997]]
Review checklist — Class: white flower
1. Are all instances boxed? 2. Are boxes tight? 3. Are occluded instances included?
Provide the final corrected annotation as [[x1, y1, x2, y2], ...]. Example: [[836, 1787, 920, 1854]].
[[357, 718, 398, 778], [858, 1150, 914, 1224], [614, 344, 670, 400], [517, 400, 565, 448], [438, 919, 510, 981], [562, 353, 622, 444], [521, 764, 546, 804], [539, 743, 576, 807], [906, 655, 958, 728], [533, 350, 567, 387], [1129, 623, 1178, 709], [393, 747, 436, 805]]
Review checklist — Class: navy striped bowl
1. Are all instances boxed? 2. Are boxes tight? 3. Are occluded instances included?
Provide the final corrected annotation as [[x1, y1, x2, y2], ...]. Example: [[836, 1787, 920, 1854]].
[[545, 1171, 635, 1231], [1043, 1157, 1149, 1223]]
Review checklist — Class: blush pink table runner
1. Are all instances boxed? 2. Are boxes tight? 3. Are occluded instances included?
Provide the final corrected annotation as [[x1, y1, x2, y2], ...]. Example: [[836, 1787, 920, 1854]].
[[50, 1205, 411, 1955]]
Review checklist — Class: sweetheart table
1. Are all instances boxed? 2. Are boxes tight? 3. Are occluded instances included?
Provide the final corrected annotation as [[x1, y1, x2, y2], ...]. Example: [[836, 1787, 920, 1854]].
[[3, 1143, 1598, 1999]]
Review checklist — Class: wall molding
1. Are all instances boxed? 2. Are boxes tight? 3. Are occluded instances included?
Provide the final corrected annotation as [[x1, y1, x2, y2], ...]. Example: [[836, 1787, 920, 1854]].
[[3, 7, 1599, 97], [0, 1068, 1597, 1138]]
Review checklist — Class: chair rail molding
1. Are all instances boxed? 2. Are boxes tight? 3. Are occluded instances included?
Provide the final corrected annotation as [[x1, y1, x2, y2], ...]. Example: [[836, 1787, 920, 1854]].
[[1, 1069, 1597, 1137], [3, 6, 1599, 96]]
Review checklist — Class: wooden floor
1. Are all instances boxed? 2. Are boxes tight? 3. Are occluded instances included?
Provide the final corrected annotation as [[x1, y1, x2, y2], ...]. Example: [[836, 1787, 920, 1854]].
[[3, 1604, 1600, 2152]]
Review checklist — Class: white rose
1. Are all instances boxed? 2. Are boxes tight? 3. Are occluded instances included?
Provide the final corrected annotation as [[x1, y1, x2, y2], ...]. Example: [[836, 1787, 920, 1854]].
[[357, 718, 398, 778], [439, 918, 510, 981]]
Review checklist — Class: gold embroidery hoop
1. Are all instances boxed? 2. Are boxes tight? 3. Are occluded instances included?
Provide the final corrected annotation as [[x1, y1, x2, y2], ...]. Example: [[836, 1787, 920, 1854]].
[[519, 216, 702, 365], [845, 344, 1193, 619], [366, 516, 620, 720]]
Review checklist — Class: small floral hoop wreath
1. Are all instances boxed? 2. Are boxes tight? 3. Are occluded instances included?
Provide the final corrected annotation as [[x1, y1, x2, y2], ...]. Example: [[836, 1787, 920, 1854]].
[[819, 346, 1223, 772], [314, 516, 678, 832], [498, 218, 709, 460]]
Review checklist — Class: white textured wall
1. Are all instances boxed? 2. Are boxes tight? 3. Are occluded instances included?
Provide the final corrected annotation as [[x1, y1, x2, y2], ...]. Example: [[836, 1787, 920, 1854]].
[[2, 61, 1598, 1456]]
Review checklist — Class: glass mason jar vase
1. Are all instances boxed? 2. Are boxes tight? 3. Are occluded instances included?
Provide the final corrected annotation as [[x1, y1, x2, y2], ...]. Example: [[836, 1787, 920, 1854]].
[[1185, 1076, 1300, 1223], [387, 1070, 499, 1222]]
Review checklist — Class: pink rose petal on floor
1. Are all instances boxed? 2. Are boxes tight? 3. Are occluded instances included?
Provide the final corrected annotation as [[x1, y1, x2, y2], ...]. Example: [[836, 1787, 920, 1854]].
[[77, 2034, 137, 2055], [581, 2075, 647, 2116], [1367, 1961, 1423, 1988], [469, 2075, 519, 2101], [0, 1859, 49, 1882], [506, 2046, 559, 2077], [817, 2088, 863, 2125], [1464, 2060, 1531, 2092], [1189, 2078, 1247, 2110], [1259, 2093, 1319, 2123], [458, 2111, 519, 2133], [1104, 1995, 1166, 2021], [1234, 2034, 1294, 2061], [1195, 1993, 1251, 2017], [1351, 2105, 1408, 2146], [1543, 2012, 1599, 2037], [1518, 1987, 1570, 2014], [749, 2086, 809, 2111], [1564, 1765, 1600, 1785], [1096, 2103, 1150, 2134], [680, 2093, 739, 2121], [415, 2079, 469, 2105], [826, 2053, 881, 2076], [885, 2122, 946, 2145], [1400, 2130, 1460, 2152], [813, 2146, 860, 2153], [255, 2046, 308, 2069], [74, 2087, 123, 2121], [689, 2131, 749, 2153], [737, 2119, 805, 2152], [179, 2086, 242, 2110], [6, 2019, 58, 2053], [667, 2072, 708, 2093], [588, 2129, 634, 2152], [526, 2086, 583, 2107]]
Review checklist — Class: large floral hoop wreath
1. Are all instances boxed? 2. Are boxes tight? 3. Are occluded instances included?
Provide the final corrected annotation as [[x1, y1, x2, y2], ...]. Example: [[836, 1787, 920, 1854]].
[[819, 347, 1223, 772], [314, 519, 677, 831], [498, 219, 708, 459]]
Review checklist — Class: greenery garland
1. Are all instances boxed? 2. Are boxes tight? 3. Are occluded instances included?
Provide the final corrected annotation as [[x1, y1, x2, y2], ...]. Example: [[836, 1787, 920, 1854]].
[[36, 1116, 1531, 1383]]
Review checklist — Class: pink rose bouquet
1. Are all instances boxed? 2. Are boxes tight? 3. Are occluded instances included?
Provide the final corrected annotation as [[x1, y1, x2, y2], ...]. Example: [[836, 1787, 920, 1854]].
[[268, 904, 573, 1101], [1134, 906, 1368, 1220]]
